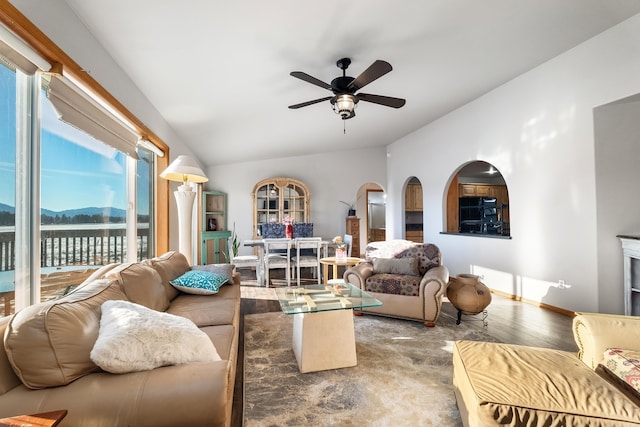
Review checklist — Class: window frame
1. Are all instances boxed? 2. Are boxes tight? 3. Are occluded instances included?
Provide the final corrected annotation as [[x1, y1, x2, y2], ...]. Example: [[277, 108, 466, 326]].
[[0, 3, 170, 254]]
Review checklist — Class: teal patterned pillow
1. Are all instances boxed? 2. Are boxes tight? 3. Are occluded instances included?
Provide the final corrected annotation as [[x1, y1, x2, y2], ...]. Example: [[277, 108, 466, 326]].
[[170, 270, 227, 295]]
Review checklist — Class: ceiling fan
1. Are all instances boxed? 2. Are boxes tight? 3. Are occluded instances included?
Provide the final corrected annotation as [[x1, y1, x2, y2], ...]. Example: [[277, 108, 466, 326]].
[[288, 58, 406, 120]]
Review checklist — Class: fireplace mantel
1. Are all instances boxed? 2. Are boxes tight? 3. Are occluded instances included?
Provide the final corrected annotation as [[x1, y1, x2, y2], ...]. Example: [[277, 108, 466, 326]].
[[617, 235, 640, 315]]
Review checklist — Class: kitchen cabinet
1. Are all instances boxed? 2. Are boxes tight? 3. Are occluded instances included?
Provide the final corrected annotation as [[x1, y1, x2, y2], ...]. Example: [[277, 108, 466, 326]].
[[405, 183, 423, 211], [405, 230, 423, 243], [370, 228, 386, 242], [459, 184, 508, 206]]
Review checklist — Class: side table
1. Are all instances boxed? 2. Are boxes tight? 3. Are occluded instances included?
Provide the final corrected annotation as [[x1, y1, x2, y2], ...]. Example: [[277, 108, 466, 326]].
[[319, 256, 364, 282], [0, 410, 67, 427]]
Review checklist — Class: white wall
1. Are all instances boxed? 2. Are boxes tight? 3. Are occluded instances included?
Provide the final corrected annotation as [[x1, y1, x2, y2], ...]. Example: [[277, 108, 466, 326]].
[[387, 14, 640, 313], [594, 95, 640, 313], [204, 147, 386, 256]]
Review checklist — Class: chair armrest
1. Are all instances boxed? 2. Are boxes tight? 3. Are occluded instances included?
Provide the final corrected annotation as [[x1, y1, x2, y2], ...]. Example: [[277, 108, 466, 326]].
[[573, 312, 640, 369], [420, 266, 449, 296], [343, 262, 374, 289]]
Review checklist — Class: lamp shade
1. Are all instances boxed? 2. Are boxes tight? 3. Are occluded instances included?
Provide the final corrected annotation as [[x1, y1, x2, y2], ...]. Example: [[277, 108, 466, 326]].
[[160, 155, 208, 183]]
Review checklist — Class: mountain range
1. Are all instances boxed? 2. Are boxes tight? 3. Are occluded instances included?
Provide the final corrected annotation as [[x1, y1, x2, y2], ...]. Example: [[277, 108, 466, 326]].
[[0, 203, 126, 218]]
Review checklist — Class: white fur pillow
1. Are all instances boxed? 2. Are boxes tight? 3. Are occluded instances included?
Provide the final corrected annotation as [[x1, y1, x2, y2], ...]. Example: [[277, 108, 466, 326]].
[[90, 300, 220, 374]]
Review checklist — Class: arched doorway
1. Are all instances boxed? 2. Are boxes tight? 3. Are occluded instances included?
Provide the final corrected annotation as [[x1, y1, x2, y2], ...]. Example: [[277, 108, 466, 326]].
[[404, 177, 423, 242]]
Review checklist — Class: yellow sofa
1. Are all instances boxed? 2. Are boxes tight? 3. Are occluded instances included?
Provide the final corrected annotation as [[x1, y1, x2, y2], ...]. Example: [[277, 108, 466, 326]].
[[0, 252, 240, 427], [452, 313, 640, 426]]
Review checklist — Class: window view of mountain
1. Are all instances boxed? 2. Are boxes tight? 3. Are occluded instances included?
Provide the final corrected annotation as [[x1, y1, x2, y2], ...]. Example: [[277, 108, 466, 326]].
[[0, 203, 147, 226]]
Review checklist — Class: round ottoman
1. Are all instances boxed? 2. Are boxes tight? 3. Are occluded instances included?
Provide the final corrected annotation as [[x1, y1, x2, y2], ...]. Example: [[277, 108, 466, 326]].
[[447, 274, 491, 325]]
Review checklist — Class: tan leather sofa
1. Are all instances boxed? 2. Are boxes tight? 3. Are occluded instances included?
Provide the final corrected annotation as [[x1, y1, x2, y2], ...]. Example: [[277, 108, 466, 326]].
[[343, 239, 449, 327], [0, 251, 240, 427], [453, 313, 640, 426]]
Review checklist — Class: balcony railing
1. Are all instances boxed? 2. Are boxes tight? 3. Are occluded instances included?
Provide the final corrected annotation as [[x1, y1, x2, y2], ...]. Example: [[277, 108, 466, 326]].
[[0, 227, 150, 272]]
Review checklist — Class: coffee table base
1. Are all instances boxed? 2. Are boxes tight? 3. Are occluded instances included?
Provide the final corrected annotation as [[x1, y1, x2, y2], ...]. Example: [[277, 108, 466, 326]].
[[292, 309, 357, 373]]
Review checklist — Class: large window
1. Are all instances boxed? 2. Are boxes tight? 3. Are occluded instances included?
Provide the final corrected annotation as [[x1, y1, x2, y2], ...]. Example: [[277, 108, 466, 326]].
[[0, 53, 158, 315], [0, 62, 16, 314]]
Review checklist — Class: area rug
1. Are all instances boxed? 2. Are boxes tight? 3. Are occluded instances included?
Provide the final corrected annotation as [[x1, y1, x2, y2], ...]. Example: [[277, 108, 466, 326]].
[[243, 311, 499, 426]]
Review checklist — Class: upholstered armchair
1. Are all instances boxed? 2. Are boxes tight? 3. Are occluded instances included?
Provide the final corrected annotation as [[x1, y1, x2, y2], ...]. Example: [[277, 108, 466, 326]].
[[343, 239, 449, 327]]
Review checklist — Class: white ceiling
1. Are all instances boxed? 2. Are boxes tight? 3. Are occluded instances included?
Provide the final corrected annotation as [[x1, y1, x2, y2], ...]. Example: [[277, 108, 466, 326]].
[[62, 0, 640, 166]]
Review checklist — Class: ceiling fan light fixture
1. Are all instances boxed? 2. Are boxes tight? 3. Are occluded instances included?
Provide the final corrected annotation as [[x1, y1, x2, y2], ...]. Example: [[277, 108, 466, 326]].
[[332, 94, 357, 120]]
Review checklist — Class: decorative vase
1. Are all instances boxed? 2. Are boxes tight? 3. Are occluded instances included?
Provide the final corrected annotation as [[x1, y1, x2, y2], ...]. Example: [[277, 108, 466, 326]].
[[447, 274, 492, 324], [336, 246, 347, 262], [347, 209, 356, 217], [285, 223, 293, 239]]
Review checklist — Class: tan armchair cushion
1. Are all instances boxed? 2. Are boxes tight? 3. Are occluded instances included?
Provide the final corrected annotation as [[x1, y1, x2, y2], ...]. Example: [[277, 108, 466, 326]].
[[4, 278, 127, 389]]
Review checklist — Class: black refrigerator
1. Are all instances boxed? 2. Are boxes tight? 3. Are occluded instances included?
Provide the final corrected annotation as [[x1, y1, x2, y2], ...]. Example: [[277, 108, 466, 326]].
[[458, 197, 501, 234]]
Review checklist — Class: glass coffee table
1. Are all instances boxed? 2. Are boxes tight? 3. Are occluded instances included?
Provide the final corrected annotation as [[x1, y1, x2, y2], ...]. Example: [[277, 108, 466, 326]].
[[275, 283, 382, 373]]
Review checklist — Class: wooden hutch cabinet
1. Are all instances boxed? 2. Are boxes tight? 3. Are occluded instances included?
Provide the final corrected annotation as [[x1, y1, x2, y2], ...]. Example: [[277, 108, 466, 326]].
[[252, 177, 310, 237]]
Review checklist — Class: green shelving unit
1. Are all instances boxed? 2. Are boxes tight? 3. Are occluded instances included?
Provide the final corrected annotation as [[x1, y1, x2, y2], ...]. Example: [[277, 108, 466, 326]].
[[201, 190, 231, 264]]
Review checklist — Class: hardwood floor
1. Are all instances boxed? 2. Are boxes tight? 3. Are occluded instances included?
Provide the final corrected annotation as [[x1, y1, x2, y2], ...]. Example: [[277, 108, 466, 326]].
[[230, 275, 578, 426]]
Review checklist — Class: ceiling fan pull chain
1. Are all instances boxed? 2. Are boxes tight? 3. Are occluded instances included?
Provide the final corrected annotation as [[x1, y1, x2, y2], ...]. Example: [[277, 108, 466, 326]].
[[343, 120, 346, 134]]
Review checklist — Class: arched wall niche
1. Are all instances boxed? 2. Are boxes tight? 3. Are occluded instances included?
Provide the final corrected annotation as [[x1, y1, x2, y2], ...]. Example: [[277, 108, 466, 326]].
[[445, 161, 510, 237], [404, 176, 423, 242]]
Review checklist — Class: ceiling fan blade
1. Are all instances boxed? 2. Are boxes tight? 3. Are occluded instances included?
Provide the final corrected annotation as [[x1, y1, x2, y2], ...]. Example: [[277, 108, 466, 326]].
[[358, 93, 406, 108], [288, 96, 333, 109], [290, 71, 332, 90], [348, 60, 393, 91]]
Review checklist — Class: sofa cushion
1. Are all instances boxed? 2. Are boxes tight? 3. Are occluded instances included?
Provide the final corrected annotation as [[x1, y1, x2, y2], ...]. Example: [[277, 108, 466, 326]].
[[167, 284, 240, 327], [372, 257, 419, 276], [191, 263, 235, 285], [90, 300, 220, 374], [453, 340, 640, 426], [170, 270, 227, 295], [4, 278, 127, 389], [602, 348, 640, 398], [143, 251, 191, 301], [106, 262, 170, 311], [365, 274, 421, 296]]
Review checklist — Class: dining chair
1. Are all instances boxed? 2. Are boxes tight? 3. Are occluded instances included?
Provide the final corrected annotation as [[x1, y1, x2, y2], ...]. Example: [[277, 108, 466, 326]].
[[228, 239, 262, 285], [262, 238, 293, 287], [291, 237, 322, 286], [344, 234, 353, 257]]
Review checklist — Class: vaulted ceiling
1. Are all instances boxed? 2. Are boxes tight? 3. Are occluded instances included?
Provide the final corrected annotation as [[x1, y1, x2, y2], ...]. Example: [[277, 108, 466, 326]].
[[62, 0, 640, 166]]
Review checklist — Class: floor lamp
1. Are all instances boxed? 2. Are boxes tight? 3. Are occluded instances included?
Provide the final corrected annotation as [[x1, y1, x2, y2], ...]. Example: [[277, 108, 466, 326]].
[[160, 155, 209, 265]]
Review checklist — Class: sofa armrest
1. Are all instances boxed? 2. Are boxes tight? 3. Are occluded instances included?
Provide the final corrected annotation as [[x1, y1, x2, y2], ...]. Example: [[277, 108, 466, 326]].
[[573, 312, 640, 369], [343, 262, 374, 290]]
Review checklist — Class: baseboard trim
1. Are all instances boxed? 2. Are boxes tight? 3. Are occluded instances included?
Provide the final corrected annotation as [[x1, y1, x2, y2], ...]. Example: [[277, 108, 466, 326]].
[[489, 289, 576, 317]]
